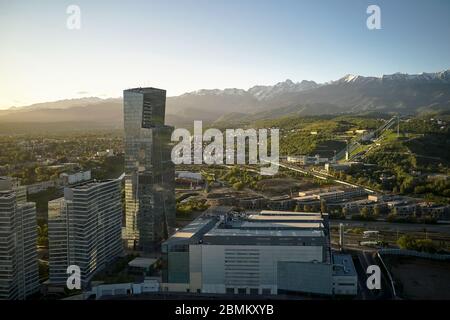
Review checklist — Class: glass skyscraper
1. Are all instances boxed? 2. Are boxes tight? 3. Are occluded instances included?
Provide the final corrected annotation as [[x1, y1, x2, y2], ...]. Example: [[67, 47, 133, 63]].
[[123, 88, 176, 252]]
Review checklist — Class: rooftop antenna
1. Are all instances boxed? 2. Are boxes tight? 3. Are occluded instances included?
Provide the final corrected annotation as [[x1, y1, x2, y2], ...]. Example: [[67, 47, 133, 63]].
[[339, 223, 345, 252]]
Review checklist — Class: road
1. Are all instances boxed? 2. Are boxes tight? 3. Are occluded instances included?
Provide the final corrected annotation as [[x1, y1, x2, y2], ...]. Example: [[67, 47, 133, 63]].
[[348, 249, 395, 300], [331, 219, 450, 234]]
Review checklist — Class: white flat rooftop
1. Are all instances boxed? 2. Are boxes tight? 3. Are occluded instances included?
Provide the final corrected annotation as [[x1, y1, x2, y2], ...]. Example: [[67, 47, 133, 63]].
[[260, 210, 324, 216], [247, 215, 323, 221], [240, 221, 324, 229], [205, 228, 324, 238], [128, 257, 158, 268]]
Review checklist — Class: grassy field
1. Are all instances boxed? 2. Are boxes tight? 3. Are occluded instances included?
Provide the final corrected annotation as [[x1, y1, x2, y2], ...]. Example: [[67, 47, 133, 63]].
[[312, 140, 346, 158]]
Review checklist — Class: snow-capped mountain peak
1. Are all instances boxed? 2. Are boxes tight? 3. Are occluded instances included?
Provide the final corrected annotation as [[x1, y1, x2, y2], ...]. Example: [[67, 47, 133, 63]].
[[185, 88, 247, 97], [381, 70, 450, 82], [182, 69, 450, 101], [248, 79, 319, 101], [334, 69, 450, 84], [341, 74, 359, 83]]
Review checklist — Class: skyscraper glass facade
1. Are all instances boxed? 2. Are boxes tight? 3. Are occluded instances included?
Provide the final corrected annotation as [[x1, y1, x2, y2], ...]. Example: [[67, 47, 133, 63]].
[[123, 88, 176, 252]]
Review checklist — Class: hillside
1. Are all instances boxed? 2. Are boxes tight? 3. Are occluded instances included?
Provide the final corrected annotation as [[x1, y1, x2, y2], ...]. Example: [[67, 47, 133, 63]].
[[1, 69, 449, 132]]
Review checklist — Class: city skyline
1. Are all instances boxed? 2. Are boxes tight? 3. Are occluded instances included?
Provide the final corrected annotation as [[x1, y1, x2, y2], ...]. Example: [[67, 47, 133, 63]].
[[1, 0, 450, 109], [1, 0, 450, 306]]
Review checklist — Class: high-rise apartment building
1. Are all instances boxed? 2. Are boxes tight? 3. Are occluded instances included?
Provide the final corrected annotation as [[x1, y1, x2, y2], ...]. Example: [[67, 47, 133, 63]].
[[48, 176, 123, 287], [0, 177, 39, 300], [123, 88, 176, 252]]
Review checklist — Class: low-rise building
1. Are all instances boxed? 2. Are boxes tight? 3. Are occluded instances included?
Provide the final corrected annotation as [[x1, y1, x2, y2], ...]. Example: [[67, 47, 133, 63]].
[[296, 187, 366, 204], [128, 257, 158, 276], [287, 155, 329, 165], [317, 188, 366, 202], [267, 195, 294, 210], [206, 194, 236, 206], [161, 209, 357, 296], [324, 162, 360, 173], [390, 202, 417, 216], [60, 170, 91, 186], [419, 203, 450, 219], [176, 171, 204, 182], [88, 278, 160, 300], [238, 196, 267, 210], [332, 254, 358, 295]]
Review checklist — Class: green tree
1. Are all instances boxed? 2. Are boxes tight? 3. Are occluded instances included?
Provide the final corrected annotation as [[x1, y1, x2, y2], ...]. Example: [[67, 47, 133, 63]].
[[397, 235, 417, 250], [360, 206, 370, 216], [232, 182, 244, 191], [374, 205, 382, 216]]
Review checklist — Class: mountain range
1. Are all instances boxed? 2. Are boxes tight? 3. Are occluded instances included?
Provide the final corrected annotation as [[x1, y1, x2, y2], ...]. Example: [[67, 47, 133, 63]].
[[1, 69, 449, 130]]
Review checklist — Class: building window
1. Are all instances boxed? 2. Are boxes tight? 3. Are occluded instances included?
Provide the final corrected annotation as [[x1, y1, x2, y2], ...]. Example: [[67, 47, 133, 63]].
[[262, 288, 271, 295], [226, 288, 235, 294], [249, 288, 259, 295], [237, 288, 247, 295]]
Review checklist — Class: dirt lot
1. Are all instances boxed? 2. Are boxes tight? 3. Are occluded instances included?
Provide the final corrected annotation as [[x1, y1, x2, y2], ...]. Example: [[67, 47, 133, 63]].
[[256, 177, 316, 197], [382, 255, 450, 299]]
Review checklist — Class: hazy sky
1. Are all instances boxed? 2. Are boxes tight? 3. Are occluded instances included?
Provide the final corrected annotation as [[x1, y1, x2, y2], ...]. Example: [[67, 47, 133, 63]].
[[1, 0, 450, 109]]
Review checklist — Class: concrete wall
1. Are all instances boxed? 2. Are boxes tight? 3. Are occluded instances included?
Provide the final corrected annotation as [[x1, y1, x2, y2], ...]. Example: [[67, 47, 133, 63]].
[[332, 275, 358, 295], [167, 252, 189, 283], [277, 261, 333, 295], [189, 245, 202, 292], [91, 279, 160, 299], [200, 245, 323, 294]]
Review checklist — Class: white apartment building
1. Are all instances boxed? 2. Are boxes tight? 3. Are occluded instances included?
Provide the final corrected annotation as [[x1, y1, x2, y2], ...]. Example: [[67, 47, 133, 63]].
[[59, 170, 92, 186], [0, 178, 39, 300], [48, 175, 124, 288]]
